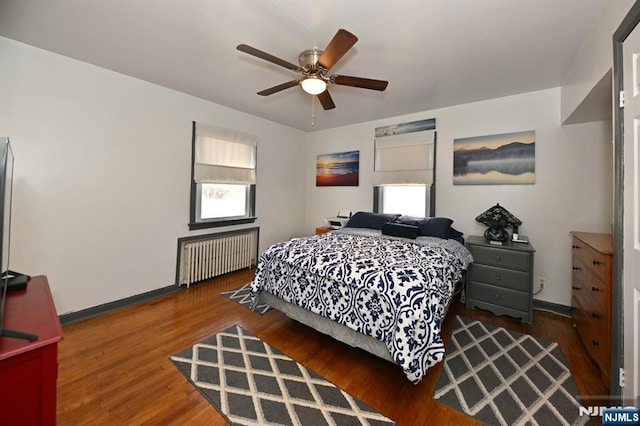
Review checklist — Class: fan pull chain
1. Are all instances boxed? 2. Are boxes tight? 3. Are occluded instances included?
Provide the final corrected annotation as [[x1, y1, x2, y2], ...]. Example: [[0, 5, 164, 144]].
[[311, 95, 316, 127]]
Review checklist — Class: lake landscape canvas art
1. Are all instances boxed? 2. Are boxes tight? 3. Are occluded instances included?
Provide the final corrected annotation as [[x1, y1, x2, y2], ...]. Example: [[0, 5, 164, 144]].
[[453, 130, 535, 185], [316, 150, 359, 186]]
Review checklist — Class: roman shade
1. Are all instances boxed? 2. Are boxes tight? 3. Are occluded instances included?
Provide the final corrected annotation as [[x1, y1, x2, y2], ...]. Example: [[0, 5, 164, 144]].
[[194, 122, 257, 184], [373, 130, 435, 186]]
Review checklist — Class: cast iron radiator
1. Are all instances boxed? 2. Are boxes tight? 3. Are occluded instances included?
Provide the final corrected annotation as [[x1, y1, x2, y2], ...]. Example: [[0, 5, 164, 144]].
[[176, 227, 258, 287]]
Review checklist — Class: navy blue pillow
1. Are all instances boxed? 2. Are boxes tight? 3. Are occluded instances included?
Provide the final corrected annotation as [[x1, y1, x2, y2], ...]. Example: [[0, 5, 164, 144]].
[[417, 217, 454, 239], [396, 215, 464, 241], [345, 211, 400, 230], [448, 227, 465, 244], [395, 215, 454, 239], [382, 222, 420, 239], [395, 215, 424, 226]]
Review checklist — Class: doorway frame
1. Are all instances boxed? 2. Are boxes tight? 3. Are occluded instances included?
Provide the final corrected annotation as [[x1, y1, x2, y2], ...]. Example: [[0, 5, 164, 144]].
[[612, 0, 640, 398]]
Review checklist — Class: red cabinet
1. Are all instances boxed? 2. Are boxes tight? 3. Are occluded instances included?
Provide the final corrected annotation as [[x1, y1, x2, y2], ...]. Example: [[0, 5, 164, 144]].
[[0, 276, 63, 425]]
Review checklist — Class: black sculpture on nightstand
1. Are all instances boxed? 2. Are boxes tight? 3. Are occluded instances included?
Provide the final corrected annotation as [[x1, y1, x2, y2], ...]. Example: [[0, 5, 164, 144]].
[[475, 203, 522, 242]]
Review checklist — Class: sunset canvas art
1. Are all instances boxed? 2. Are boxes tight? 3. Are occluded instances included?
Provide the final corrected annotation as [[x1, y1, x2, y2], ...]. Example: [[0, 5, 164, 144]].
[[316, 150, 359, 186]]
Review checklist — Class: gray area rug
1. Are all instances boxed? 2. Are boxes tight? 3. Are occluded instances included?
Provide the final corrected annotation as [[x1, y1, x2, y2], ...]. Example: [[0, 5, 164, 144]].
[[220, 282, 270, 314], [170, 324, 394, 425], [434, 316, 590, 426]]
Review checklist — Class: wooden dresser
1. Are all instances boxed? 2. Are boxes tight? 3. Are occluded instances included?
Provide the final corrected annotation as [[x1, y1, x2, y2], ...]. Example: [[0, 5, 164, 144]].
[[570, 231, 613, 385]]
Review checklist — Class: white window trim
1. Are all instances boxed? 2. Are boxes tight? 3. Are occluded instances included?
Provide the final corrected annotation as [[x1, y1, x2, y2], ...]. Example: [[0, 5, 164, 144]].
[[189, 122, 257, 229]]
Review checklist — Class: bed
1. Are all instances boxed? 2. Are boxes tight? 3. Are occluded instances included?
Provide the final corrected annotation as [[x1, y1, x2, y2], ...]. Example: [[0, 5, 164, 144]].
[[249, 212, 474, 383]]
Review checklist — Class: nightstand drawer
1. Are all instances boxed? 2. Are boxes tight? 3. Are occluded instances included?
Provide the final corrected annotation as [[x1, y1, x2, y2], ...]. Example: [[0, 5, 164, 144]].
[[469, 264, 530, 292], [468, 244, 531, 272], [468, 281, 529, 312]]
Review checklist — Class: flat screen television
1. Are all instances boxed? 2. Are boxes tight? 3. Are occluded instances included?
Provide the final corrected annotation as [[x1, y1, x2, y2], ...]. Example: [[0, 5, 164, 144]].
[[0, 137, 36, 341]]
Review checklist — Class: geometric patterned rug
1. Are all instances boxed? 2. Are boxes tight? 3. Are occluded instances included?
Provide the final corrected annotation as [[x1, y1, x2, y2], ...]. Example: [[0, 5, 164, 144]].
[[170, 324, 394, 425], [433, 316, 591, 426], [220, 282, 271, 315]]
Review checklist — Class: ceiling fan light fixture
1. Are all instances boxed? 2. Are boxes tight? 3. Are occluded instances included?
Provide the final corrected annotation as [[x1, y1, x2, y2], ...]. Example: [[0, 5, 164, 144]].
[[238, 29, 388, 110], [301, 76, 327, 95]]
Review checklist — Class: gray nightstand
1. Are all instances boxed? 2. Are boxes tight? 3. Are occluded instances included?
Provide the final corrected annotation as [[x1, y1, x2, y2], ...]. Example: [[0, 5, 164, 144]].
[[465, 235, 535, 323]]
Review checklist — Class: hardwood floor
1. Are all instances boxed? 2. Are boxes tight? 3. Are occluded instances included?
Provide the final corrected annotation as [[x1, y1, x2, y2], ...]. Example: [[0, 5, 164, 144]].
[[56, 268, 608, 425]]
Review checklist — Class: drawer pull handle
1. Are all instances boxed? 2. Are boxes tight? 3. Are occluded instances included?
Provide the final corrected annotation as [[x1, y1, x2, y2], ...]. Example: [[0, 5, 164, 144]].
[[593, 260, 601, 266], [591, 313, 599, 319], [494, 293, 501, 300], [572, 245, 580, 249], [495, 255, 502, 261], [572, 266, 581, 271], [495, 275, 501, 281], [592, 340, 600, 347], [572, 286, 580, 290], [591, 286, 599, 292]]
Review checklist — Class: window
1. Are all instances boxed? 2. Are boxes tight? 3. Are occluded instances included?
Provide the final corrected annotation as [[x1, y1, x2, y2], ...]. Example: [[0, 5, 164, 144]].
[[380, 185, 428, 216], [373, 130, 435, 217], [197, 183, 249, 220], [189, 122, 257, 229]]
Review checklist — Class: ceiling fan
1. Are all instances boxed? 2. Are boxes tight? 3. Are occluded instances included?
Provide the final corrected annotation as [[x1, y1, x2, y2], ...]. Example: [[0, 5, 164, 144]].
[[236, 29, 388, 110]]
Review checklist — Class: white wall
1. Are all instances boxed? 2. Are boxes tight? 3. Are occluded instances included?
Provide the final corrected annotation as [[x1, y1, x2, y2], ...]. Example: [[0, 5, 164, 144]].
[[0, 37, 307, 315], [561, 0, 634, 123], [0, 31, 616, 314], [305, 88, 613, 307]]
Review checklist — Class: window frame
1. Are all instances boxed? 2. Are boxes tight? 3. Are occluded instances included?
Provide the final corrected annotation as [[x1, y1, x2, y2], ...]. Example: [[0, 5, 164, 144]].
[[373, 184, 434, 217], [372, 130, 437, 217], [188, 122, 257, 230]]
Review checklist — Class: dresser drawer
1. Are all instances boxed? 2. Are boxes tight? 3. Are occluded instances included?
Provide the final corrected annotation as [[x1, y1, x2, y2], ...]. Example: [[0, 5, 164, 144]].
[[468, 244, 531, 272], [570, 231, 613, 387], [573, 262, 609, 309], [572, 291, 607, 326], [468, 281, 529, 312], [572, 237, 610, 281], [468, 264, 530, 292], [572, 259, 593, 304], [573, 298, 610, 378]]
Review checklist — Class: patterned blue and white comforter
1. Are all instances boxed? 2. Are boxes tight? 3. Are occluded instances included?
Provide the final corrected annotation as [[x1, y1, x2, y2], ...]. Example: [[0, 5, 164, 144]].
[[250, 227, 474, 383]]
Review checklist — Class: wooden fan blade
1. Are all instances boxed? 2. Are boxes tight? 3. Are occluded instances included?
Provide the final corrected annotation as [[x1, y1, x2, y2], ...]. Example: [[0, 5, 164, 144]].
[[332, 75, 388, 91], [317, 90, 335, 110], [257, 80, 299, 96], [237, 44, 302, 72], [317, 29, 358, 70]]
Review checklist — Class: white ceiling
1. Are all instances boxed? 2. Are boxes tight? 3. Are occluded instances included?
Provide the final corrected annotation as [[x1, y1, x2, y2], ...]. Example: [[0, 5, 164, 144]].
[[0, 0, 607, 132]]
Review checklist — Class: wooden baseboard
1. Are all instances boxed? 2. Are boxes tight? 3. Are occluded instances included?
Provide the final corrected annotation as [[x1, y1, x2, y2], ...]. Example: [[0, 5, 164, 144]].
[[533, 299, 572, 317], [58, 285, 179, 325]]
